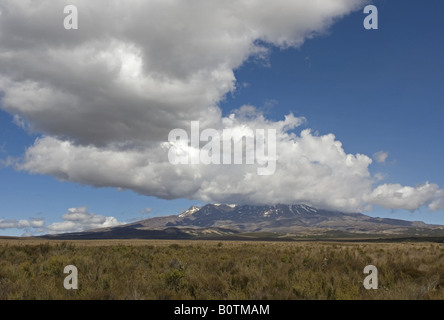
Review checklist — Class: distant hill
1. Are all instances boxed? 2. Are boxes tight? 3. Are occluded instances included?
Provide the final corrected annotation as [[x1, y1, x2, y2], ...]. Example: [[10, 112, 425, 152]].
[[40, 204, 444, 240]]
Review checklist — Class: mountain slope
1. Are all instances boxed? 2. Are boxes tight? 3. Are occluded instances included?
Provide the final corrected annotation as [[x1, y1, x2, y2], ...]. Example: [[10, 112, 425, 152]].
[[154, 204, 432, 233], [41, 204, 444, 240]]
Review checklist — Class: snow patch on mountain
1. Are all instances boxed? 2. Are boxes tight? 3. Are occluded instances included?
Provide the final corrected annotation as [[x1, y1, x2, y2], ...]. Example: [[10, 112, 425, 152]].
[[178, 206, 201, 218]]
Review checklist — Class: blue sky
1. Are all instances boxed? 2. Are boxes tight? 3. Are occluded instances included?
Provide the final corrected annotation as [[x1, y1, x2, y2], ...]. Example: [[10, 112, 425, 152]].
[[0, 0, 443, 236], [222, 0, 444, 223]]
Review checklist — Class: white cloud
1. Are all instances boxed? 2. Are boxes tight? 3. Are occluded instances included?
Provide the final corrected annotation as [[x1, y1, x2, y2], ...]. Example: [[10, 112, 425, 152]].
[[18, 108, 374, 212], [366, 182, 444, 212], [0, 208, 125, 235], [0, 217, 45, 236], [429, 196, 444, 211], [12, 114, 27, 129], [373, 151, 388, 164], [0, 0, 366, 145], [0, 217, 45, 229], [141, 208, 152, 215], [46, 206, 124, 233], [2, 0, 444, 214]]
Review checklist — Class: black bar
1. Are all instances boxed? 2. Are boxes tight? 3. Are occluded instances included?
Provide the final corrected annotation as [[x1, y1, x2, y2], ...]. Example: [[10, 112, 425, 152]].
[[2, 300, 442, 319]]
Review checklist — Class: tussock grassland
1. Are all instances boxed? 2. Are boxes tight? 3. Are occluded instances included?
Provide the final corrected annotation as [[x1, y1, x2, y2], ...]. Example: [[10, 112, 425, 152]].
[[0, 239, 443, 300]]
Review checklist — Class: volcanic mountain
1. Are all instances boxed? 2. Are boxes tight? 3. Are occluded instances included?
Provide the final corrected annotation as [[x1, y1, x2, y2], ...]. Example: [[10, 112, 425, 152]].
[[41, 204, 444, 240]]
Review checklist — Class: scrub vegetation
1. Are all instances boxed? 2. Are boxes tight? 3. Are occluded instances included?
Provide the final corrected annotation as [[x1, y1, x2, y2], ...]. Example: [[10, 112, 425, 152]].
[[0, 239, 443, 300]]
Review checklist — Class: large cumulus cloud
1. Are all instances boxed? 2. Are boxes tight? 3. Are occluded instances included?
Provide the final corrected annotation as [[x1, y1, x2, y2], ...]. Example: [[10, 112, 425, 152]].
[[1, 0, 443, 213], [1, 0, 365, 145]]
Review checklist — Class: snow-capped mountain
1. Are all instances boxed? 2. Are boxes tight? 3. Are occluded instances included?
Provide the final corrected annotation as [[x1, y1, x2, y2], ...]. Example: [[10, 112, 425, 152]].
[[166, 204, 429, 232], [41, 203, 443, 240], [178, 206, 201, 218]]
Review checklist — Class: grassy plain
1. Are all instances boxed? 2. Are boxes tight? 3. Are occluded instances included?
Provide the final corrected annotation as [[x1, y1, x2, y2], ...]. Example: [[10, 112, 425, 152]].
[[0, 238, 443, 300]]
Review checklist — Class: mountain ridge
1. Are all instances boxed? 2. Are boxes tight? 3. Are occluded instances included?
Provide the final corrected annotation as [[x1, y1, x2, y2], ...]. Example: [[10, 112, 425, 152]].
[[40, 203, 444, 240]]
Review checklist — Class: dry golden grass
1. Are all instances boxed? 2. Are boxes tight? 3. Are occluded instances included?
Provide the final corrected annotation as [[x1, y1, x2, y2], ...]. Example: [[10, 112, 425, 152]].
[[0, 239, 443, 300]]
